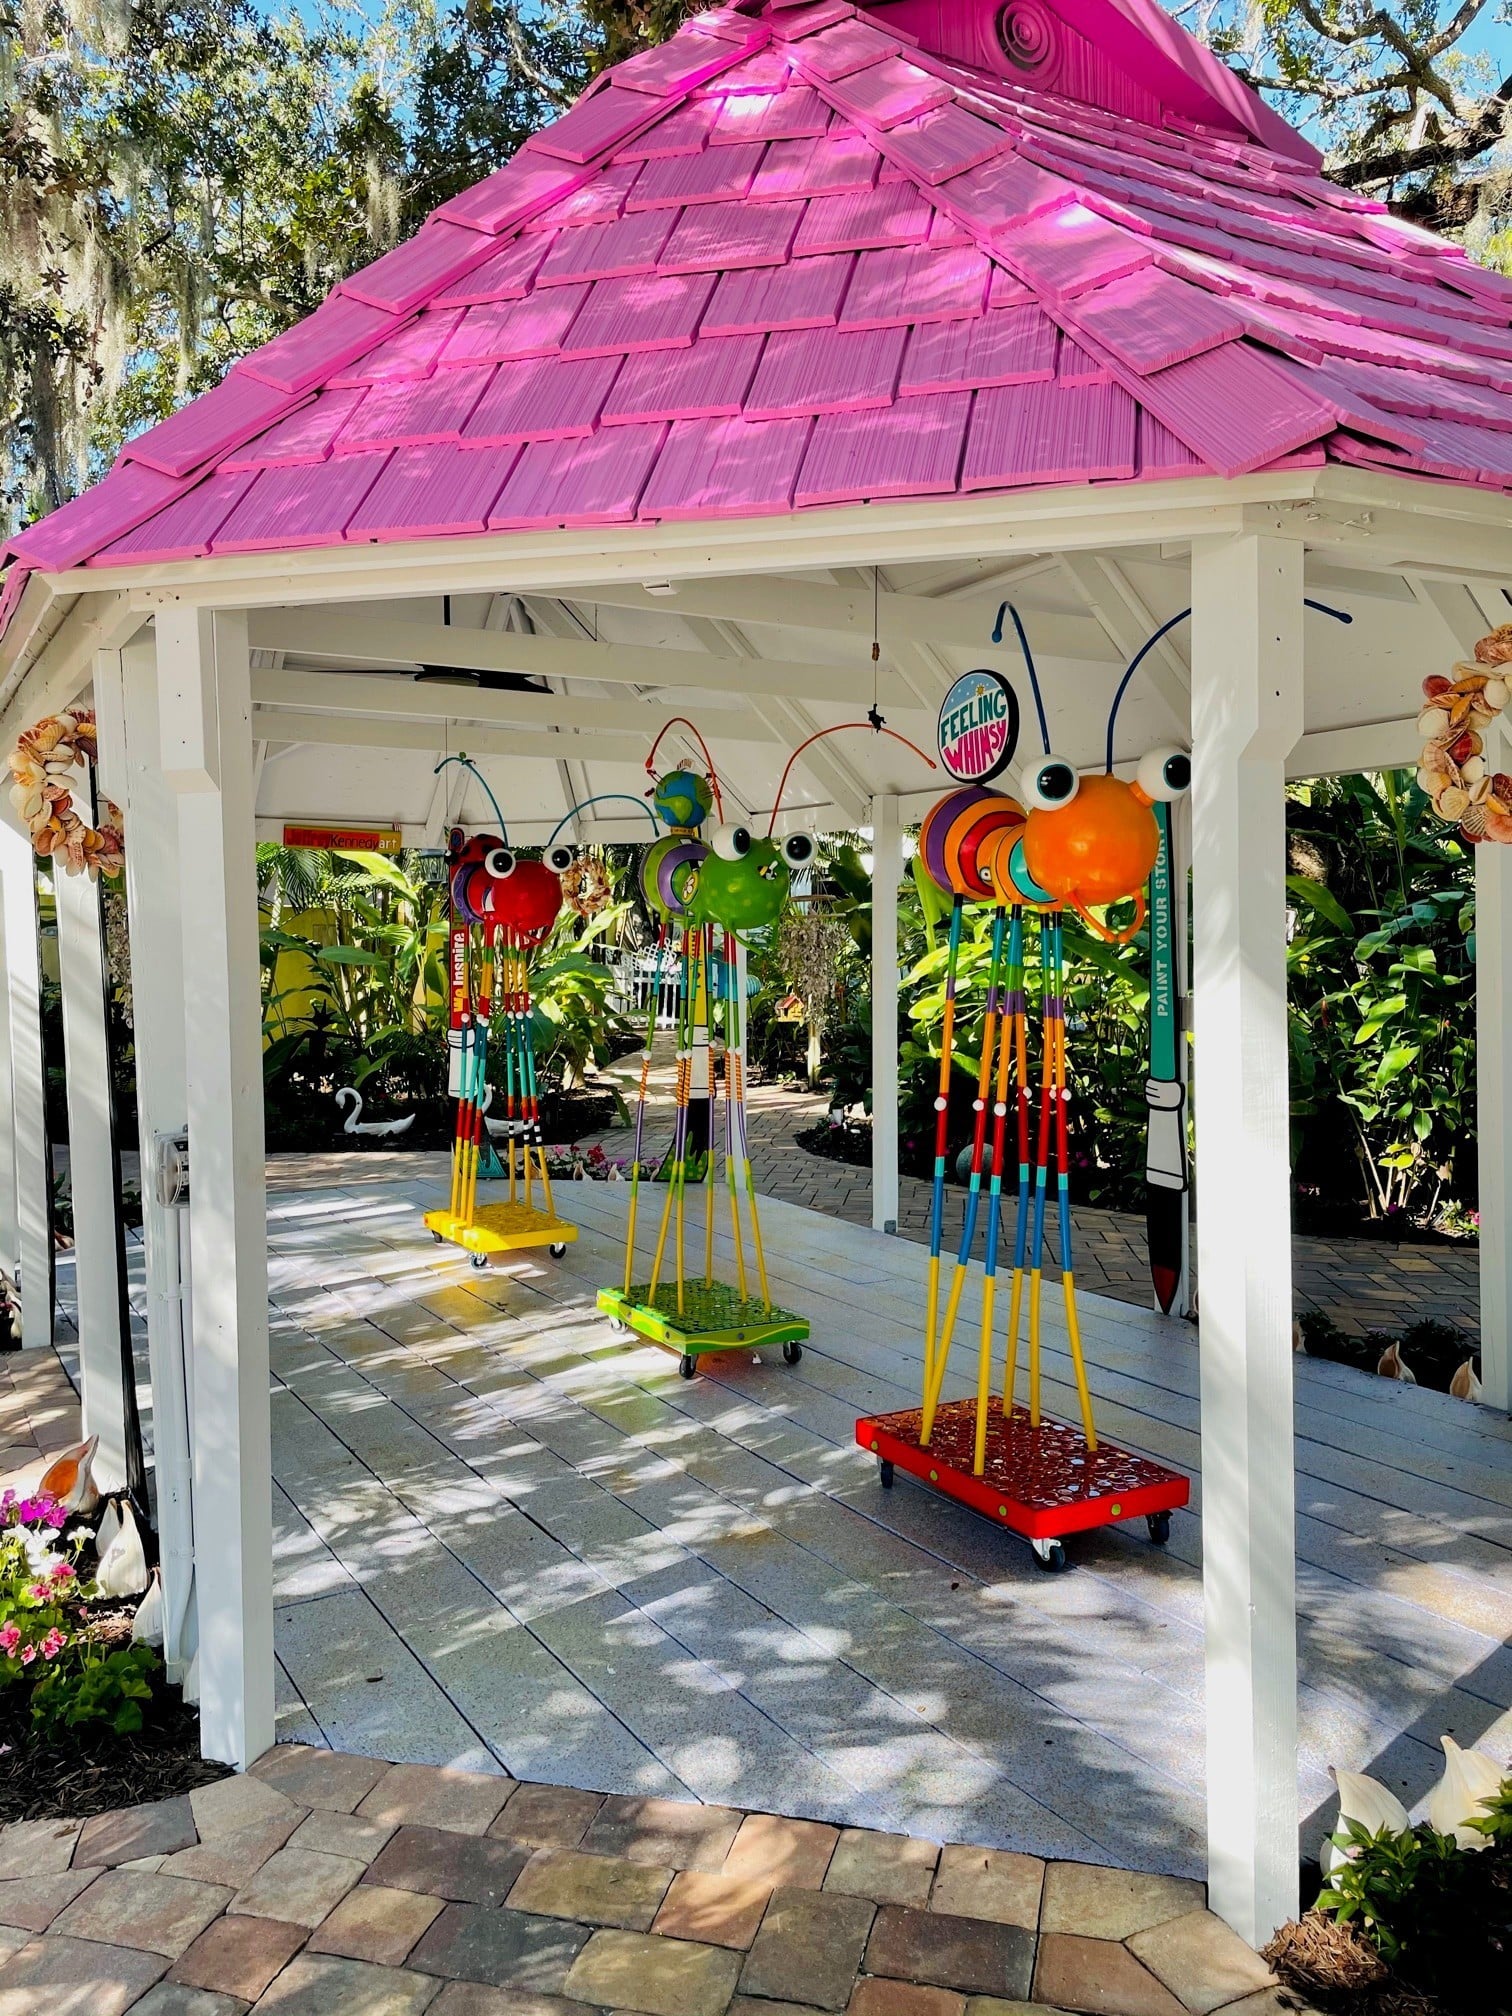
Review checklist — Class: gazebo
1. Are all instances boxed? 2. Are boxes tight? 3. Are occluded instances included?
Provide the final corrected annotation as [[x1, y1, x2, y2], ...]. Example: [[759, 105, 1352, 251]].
[[2, 0, 1510, 1947]]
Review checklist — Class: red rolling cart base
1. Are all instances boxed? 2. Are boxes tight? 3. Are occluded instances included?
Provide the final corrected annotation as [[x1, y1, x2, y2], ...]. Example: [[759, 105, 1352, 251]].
[[856, 1400, 1190, 1572]]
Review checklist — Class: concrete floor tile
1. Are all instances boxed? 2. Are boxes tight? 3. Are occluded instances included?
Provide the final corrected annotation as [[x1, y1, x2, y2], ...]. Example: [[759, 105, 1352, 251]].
[[1039, 1867, 1204, 1944], [930, 1847, 1044, 1930], [50, 1869, 232, 1958], [0, 1932, 168, 2016], [229, 1846, 364, 1927], [740, 1887, 875, 2009], [1125, 1911, 1275, 2015], [167, 1910, 309, 1998], [1032, 1936, 1188, 2016], [652, 1869, 772, 1948], [487, 1785, 603, 1850], [564, 1927, 742, 2016], [825, 1829, 940, 1908], [409, 1903, 589, 1993], [309, 1883, 445, 1966], [251, 1744, 391, 1813], [251, 1951, 441, 2015], [0, 1818, 80, 1881]]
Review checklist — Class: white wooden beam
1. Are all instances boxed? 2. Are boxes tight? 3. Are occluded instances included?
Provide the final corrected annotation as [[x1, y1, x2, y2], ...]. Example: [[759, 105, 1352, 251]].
[[1191, 530, 1302, 1946], [1287, 718, 1417, 779], [0, 592, 142, 748], [250, 666, 777, 744], [0, 860, 15, 1282], [53, 820, 131, 1492], [43, 481, 1285, 610], [1058, 552, 1190, 741], [870, 794, 902, 1235], [247, 608, 918, 707], [250, 707, 652, 769], [563, 576, 1121, 662], [0, 815, 52, 1348], [157, 607, 273, 1766], [97, 638, 199, 1678]]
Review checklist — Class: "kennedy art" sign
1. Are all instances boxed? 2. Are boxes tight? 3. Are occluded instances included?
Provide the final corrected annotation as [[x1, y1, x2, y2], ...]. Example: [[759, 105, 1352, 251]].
[[937, 670, 1019, 785]]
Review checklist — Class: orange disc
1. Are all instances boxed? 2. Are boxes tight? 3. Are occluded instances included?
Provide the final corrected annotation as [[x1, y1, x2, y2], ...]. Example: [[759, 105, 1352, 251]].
[[978, 818, 1055, 910], [1021, 772, 1159, 909], [942, 795, 1021, 902]]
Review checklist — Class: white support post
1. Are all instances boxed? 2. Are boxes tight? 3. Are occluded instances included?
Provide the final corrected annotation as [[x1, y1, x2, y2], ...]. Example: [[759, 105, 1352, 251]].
[[1171, 793, 1193, 1319], [871, 793, 902, 1235], [53, 839, 130, 1491], [1, 816, 52, 1348], [96, 639, 200, 1677], [157, 608, 273, 1768], [1190, 532, 1302, 1946], [0, 884, 17, 1283], [1475, 836, 1512, 1413]]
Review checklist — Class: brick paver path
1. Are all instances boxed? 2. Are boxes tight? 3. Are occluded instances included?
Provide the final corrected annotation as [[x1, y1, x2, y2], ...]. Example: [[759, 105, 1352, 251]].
[[0, 1750, 1293, 2015], [578, 1041, 1482, 1342]]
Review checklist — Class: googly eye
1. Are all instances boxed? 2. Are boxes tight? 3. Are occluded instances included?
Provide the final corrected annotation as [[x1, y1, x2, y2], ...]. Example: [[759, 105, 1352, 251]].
[[1021, 756, 1080, 811], [484, 846, 515, 878], [711, 823, 752, 862], [546, 843, 574, 873], [1137, 745, 1192, 802], [780, 831, 816, 869]]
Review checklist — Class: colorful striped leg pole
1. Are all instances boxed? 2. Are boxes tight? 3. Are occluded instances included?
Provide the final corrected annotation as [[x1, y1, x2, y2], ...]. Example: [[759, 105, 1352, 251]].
[[1027, 914, 1058, 1428], [729, 946, 772, 1312], [974, 908, 1021, 1474], [923, 898, 965, 1410], [1051, 917, 1098, 1450], [721, 932, 749, 1302], [1002, 919, 1033, 1418], [624, 926, 667, 1298], [701, 927, 717, 1287], [449, 1019, 472, 1224], [650, 931, 692, 1308], [923, 906, 1007, 1442]]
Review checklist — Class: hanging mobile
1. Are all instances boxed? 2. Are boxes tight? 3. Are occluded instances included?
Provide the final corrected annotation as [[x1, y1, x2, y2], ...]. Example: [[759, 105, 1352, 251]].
[[423, 755, 577, 1267]]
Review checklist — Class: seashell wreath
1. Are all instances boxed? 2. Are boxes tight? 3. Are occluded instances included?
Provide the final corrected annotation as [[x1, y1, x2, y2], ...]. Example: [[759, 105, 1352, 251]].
[[1417, 624, 1512, 844], [6, 707, 124, 877]]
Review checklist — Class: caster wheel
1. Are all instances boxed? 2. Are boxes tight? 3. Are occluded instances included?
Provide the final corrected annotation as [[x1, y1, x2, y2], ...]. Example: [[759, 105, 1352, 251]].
[[470, 1254, 488, 1270], [549, 1242, 567, 1259], [879, 1459, 894, 1489], [1031, 1536, 1067, 1573], [1147, 1511, 1172, 1546], [782, 1340, 803, 1365], [678, 1354, 697, 1380], [609, 1317, 628, 1334], [431, 1231, 443, 1244]]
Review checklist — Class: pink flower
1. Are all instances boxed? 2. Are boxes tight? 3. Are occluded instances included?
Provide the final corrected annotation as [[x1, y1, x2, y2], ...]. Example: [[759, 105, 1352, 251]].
[[27, 1582, 49, 1602], [19, 1643, 35, 1665], [0, 1623, 20, 1655], [39, 1628, 66, 1660], [49, 1561, 73, 1583]]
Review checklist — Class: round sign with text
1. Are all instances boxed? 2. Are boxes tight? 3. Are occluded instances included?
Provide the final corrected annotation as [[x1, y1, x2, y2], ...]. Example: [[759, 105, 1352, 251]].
[[937, 670, 1019, 785]]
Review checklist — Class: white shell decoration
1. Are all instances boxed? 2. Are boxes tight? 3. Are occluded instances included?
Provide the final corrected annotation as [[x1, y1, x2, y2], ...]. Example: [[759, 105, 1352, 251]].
[[131, 1568, 164, 1649], [38, 1433, 100, 1515], [1449, 1358, 1482, 1402], [94, 1498, 122, 1558], [1376, 1341, 1416, 1383], [1321, 1767, 1411, 1877], [1427, 1736, 1503, 1849], [95, 1499, 148, 1598]]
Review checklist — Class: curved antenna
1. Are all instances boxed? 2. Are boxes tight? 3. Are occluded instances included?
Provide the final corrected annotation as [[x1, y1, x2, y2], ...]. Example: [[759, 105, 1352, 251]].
[[1103, 597, 1353, 773], [547, 795, 662, 847], [765, 723, 937, 837], [994, 602, 1050, 756], [644, 716, 724, 819], [433, 752, 508, 839]]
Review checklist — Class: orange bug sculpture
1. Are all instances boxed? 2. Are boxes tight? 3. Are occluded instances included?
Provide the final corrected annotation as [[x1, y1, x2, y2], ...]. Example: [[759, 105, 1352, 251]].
[[858, 604, 1192, 1571]]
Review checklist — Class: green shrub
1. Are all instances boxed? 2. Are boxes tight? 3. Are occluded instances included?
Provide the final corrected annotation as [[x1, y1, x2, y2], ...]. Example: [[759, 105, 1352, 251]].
[[29, 1642, 160, 1736]]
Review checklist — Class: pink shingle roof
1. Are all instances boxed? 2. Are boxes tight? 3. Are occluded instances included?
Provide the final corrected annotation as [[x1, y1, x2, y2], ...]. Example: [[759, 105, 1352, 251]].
[[8, 0, 1512, 618]]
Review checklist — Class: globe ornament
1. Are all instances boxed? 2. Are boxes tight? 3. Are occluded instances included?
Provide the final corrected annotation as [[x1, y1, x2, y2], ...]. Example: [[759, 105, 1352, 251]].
[[653, 768, 713, 832]]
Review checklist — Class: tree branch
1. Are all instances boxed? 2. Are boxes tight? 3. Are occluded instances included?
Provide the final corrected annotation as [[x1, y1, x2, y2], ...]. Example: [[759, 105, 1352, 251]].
[[1331, 71, 1512, 186]]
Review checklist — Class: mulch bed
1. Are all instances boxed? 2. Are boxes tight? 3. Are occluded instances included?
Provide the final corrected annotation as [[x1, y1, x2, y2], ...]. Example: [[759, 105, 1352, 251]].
[[0, 1601, 230, 1824], [1265, 1888, 1510, 2016]]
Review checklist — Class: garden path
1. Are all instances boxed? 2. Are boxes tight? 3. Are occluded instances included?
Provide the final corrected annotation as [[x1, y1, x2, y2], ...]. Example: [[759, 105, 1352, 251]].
[[0, 1746, 1284, 2016], [576, 1042, 1482, 1344]]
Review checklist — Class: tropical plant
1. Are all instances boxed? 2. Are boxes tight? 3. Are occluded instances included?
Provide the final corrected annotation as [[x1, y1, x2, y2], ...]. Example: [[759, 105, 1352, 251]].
[[29, 1640, 160, 1735]]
